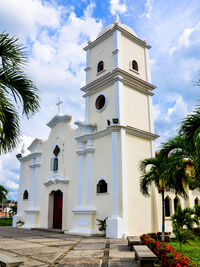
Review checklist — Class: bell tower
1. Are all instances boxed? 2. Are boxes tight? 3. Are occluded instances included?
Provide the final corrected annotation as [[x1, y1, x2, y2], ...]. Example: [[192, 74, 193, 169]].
[[73, 16, 158, 238], [82, 15, 155, 134]]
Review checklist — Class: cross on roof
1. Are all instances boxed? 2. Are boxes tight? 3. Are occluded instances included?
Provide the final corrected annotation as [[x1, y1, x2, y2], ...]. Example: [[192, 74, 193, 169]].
[[56, 97, 63, 115]]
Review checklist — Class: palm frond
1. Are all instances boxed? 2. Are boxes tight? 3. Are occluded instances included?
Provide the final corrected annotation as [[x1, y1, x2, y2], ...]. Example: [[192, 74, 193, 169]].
[[0, 32, 26, 70], [0, 88, 20, 154], [0, 69, 40, 117]]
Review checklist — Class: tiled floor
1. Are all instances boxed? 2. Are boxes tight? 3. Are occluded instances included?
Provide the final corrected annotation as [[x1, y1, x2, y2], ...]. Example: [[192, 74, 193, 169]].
[[0, 227, 139, 266]]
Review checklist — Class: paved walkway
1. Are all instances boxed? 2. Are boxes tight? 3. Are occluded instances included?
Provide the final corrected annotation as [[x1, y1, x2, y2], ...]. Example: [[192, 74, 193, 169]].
[[0, 227, 139, 266]]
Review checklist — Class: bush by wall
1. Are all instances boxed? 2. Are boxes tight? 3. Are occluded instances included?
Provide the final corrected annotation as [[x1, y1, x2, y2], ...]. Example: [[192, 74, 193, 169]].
[[141, 234, 195, 267]]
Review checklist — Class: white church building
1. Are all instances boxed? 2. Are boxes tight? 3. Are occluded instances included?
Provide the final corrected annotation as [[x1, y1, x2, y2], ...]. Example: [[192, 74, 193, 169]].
[[13, 16, 200, 238]]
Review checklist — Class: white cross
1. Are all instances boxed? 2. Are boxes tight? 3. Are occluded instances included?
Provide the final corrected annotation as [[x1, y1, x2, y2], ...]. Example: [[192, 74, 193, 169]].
[[56, 97, 63, 115]]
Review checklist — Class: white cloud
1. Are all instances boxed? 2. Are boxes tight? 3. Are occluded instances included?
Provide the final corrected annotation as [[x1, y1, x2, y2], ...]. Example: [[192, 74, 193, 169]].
[[169, 21, 200, 55], [110, 0, 127, 15], [0, 0, 103, 199], [0, 0, 60, 42], [140, 0, 153, 19], [153, 104, 161, 121], [164, 94, 188, 123], [0, 135, 33, 200]]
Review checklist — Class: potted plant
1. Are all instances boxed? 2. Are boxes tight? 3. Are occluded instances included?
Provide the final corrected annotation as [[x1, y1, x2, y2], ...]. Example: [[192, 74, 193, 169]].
[[16, 220, 24, 227], [96, 217, 108, 236]]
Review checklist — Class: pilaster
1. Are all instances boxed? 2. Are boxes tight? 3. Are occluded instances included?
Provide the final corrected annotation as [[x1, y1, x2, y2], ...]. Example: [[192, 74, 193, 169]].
[[77, 142, 85, 207]]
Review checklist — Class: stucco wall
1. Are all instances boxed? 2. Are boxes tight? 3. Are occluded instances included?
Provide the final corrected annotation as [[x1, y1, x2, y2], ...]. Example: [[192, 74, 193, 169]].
[[88, 84, 115, 131], [91, 134, 113, 229], [121, 33, 147, 81], [123, 84, 150, 131], [89, 34, 113, 83], [126, 133, 152, 235]]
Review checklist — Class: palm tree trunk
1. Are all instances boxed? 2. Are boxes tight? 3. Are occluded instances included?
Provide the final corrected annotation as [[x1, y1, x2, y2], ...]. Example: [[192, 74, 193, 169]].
[[161, 190, 165, 242]]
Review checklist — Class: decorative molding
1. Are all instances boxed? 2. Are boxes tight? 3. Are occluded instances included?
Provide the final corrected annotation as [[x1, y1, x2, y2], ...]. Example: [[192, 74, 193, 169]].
[[126, 125, 159, 140], [29, 163, 41, 168], [72, 208, 96, 214], [28, 139, 43, 152], [76, 149, 85, 155], [74, 121, 96, 133], [94, 93, 108, 112], [84, 66, 91, 72], [24, 209, 40, 214], [81, 68, 155, 97], [76, 124, 159, 142], [112, 49, 119, 55], [85, 147, 95, 153], [44, 173, 69, 187], [129, 68, 139, 75], [83, 25, 150, 51], [47, 114, 72, 129], [20, 152, 42, 163]]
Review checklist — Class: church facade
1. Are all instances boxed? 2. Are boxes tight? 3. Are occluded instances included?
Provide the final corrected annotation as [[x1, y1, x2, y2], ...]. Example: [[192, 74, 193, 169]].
[[13, 17, 200, 238]]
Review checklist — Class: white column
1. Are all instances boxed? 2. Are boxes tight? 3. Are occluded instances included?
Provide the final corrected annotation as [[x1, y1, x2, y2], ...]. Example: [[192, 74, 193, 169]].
[[85, 96, 89, 122], [77, 142, 85, 207], [32, 157, 40, 208], [114, 80, 124, 125], [28, 158, 35, 209], [16, 160, 24, 214], [86, 140, 94, 206], [121, 128, 128, 229], [85, 49, 90, 84], [145, 47, 151, 83], [112, 131, 120, 216], [145, 47, 155, 157], [113, 30, 122, 69]]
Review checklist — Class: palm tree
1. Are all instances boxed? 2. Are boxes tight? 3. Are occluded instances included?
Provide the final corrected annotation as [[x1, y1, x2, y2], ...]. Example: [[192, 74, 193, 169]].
[[139, 153, 189, 241], [171, 203, 198, 230], [0, 32, 40, 154], [0, 184, 8, 204], [160, 135, 199, 189], [179, 105, 200, 184]]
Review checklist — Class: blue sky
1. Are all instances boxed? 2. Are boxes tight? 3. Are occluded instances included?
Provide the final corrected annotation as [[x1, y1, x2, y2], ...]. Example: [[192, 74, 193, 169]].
[[0, 0, 200, 200]]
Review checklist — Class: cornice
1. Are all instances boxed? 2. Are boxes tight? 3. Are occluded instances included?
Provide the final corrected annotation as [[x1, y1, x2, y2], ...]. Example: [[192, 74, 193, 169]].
[[84, 25, 150, 51], [47, 114, 72, 129], [126, 125, 159, 140], [21, 152, 42, 163], [81, 68, 155, 97], [76, 125, 159, 142], [72, 208, 96, 214]]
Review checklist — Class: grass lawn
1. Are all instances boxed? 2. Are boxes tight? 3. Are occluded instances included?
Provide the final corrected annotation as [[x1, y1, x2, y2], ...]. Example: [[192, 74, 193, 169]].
[[170, 236, 200, 266], [0, 217, 13, 226]]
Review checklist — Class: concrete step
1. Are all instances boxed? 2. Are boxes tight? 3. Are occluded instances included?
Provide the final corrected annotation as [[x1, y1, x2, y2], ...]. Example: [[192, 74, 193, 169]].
[[31, 227, 64, 234]]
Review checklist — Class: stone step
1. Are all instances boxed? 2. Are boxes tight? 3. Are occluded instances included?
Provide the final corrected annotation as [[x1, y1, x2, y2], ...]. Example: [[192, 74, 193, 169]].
[[0, 253, 23, 267], [31, 227, 64, 234]]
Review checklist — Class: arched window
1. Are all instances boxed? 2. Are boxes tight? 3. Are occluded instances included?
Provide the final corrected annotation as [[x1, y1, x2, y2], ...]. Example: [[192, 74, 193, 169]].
[[50, 145, 60, 172], [174, 197, 180, 212], [165, 196, 171, 217], [23, 190, 28, 200], [97, 179, 107, 193], [97, 61, 104, 73], [195, 197, 199, 206], [132, 60, 138, 71], [53, 158, 58, 172]]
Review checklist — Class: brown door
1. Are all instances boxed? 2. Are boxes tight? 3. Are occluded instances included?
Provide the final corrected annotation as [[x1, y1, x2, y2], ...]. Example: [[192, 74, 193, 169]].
[[53, 190, 63, 229]]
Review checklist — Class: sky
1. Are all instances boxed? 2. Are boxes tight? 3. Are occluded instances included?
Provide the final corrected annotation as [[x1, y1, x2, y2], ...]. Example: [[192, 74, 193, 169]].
[[0, 0, 200, 200]]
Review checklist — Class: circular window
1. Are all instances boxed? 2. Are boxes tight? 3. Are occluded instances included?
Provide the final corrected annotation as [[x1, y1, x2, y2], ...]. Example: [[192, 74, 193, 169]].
[[95, 95, 106, 111]]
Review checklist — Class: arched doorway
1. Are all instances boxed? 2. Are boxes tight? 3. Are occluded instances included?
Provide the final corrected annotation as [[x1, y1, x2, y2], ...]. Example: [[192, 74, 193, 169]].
[[48, 190, 63, 229]]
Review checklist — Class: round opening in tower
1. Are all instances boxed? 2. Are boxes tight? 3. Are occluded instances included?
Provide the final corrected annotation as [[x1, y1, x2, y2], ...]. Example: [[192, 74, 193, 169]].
[[95, 95, 106, 110]]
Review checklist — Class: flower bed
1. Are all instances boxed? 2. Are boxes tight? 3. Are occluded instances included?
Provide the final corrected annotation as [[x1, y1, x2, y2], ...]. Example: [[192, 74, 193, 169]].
[[141, 234, 195, 266]]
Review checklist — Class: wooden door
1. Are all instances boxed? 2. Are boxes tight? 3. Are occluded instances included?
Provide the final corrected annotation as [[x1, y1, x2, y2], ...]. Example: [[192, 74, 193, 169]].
[[53, 190, 63, 229]]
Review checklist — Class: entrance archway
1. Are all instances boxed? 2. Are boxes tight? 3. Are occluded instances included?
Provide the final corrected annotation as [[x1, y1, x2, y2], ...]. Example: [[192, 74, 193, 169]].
[[48, 190, 63, 229]]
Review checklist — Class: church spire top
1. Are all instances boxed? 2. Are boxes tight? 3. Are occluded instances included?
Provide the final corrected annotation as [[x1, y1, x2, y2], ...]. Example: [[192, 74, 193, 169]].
[[113, 14, 120, 25]]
